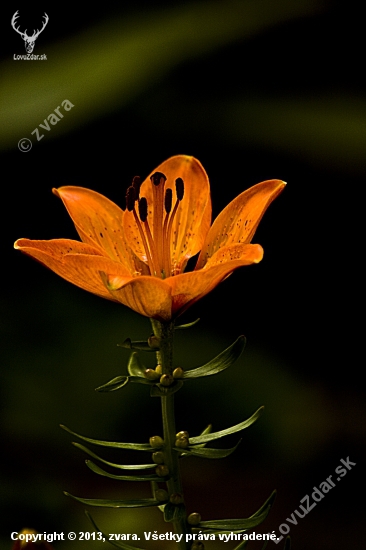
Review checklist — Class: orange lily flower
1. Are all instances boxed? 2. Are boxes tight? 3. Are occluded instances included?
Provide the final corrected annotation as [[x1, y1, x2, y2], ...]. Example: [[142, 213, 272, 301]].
[[15, 156, 285, 321]]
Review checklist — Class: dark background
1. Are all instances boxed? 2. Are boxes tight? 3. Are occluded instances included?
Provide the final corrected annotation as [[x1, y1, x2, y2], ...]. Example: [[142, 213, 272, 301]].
[[1, 1, 363, 548]]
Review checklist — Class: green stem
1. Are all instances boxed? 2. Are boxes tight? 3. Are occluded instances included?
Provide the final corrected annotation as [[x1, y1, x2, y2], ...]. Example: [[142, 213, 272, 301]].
[[150, 319, 191, 549]]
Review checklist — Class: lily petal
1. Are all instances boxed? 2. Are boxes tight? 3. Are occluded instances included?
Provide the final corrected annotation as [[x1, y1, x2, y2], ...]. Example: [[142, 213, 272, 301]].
[[196, 179, 285, 269], [203, 242, 264, 269], [101, 274, 173, 321], [14, 238, 131, 301], [54, 187, 134, 272], [124, 155, 212, 272], [166, 244, 263, 317]]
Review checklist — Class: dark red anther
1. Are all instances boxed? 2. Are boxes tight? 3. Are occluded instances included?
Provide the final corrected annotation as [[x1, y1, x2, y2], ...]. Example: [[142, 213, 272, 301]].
[[132, 176, 141, 200], [139, 197, 148, 222], [175, 178, 184, 201], [164, 188, 172, 214], [151, 172, 167, 186], [126, 186, 136, 212]]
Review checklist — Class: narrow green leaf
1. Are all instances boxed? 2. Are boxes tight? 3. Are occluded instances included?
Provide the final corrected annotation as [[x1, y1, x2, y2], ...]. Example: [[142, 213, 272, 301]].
[[72, 442, 155, 470], [284, 536, 291, 550], [65, 492, 164, 508], [189, 407, 263, 444], [175, 441, 240, 459], [163, 502, 186, 522], [95, 376, 129, 392], [85, 511, 146, 550], [127, 351, 146, 376], [198, 507, 270, 530], [86, 460, 167, 481], [96, 374, 155, 391], [199, 424, 213, 436], [60, 425, 151, 451], [175, 318, 200, 329], [249, 490, 276, 518], [183, 336, 246, 379]]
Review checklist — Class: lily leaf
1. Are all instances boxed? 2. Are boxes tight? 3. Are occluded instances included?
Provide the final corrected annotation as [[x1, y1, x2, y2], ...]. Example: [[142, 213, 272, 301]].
[[197, 507, 270, 530], [249, 490, 276, 518], [72, 442, 155, 470], [86, 511, 146, 550], [95, 373, 155, 391], [183, 336, 246, 379], [197, 490, 276, 531], [175, 441, 240, 459], [189, 407, 263, 444], [175, 318, 200, 330], [127, 351, 146, 377], [65, 492, 165, 508], [85, 460, 167, 481], [95, 376, 129, 392], [60, 425, 151, 451]]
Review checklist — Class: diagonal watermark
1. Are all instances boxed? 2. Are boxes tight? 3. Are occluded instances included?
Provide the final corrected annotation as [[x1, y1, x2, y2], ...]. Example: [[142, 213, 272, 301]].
[[273, 456, 356, 543]]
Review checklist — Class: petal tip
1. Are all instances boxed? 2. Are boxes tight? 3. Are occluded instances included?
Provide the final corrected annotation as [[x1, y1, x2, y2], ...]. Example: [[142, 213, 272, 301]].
[[52, 187, 61, 198], [14, 238, 25, 250]]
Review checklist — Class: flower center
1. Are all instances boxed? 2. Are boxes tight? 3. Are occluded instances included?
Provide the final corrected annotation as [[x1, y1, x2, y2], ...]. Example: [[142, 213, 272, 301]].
[[125, 172, 184, 278]]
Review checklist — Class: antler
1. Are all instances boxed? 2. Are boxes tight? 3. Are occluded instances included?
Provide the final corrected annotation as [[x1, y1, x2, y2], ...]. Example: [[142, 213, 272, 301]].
[[31, 13, 49, 40], [11, 11, 26, 39]]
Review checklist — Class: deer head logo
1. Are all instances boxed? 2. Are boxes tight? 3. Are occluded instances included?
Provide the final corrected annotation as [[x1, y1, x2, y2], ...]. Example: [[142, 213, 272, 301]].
[[11, 11, 49, 53]]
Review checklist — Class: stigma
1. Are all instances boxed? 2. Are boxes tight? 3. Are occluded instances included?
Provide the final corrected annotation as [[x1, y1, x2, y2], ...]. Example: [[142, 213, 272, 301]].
[[125, 172, 184, 278]]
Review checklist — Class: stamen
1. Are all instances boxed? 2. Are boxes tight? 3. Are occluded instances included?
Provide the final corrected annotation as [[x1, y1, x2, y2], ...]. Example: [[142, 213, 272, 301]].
[[138, 197, 148, 222], [165, 178, 185, 274], [126, 186, 136, 211], [126, 173, 184, 279], [151, 172, 167, 186], [162, 188, 173, 275], [175, 177, 184, 200], [132, 197, 158, 276], [164, 188, 172, 214]]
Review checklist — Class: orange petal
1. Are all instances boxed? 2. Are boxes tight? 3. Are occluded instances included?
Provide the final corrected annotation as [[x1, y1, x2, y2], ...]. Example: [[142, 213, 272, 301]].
[[196, 180, 285, 269], [14, 238, 131, 302], [101, 274, 173, 321], [54, 187, 134, 271], [123, 156, 212, 271], [203, 242, 263, 268], [166, 244, 263, 317]]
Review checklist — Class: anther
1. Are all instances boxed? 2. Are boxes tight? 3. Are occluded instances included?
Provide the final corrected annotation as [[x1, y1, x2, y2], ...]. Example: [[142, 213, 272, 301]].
[[165, 188, 172, 214], [151, 171, 167, 186], [126, 186, 136, 212], [132, 176, 141, 200], [139, 197, 148, 222], [175, 177, 184, 201]]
